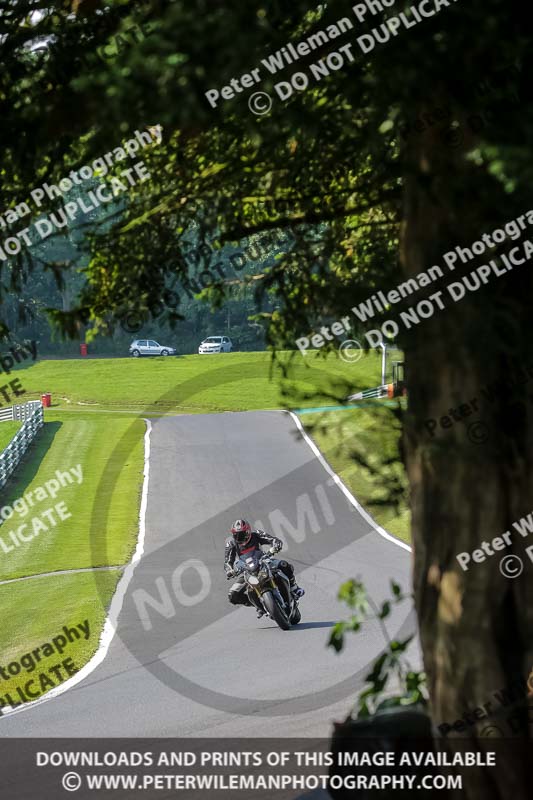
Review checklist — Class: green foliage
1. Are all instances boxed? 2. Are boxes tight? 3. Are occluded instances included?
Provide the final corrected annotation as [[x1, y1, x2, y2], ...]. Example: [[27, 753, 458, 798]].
[[303, 400, 410, 541], [328, 578, 427, 718], [1, 4, 531, 296], [3, 0, 529, 364]]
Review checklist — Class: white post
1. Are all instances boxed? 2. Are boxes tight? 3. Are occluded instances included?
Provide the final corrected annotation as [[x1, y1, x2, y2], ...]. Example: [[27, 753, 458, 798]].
[[380, 342, 387, 385]]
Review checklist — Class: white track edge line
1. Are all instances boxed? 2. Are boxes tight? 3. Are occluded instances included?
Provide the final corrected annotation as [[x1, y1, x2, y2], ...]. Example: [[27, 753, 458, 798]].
[[287, 411, 411, 553], [1, 418, 152, 718]]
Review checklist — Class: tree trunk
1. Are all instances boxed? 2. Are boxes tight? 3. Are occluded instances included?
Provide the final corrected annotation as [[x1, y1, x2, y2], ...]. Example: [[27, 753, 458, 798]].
[[401, 105, 533, 798]]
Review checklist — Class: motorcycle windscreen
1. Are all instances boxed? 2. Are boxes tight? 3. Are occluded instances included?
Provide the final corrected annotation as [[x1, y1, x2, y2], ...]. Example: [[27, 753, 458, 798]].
[[238, 548, 264, 571]]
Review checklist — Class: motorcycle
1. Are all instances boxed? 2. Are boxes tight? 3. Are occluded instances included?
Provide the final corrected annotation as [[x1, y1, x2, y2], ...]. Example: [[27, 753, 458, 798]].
[[230, 548, 302, 630]]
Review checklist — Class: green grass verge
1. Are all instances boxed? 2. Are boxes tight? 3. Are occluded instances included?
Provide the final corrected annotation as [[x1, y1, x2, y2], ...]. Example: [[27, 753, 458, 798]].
[[0, 410, 144, 709], [0, 570, 119, 708], [0, 422, 21, 452], [0, 412, 145, 582], [16, 350, 399, 413], [300, 402, 411, 543]]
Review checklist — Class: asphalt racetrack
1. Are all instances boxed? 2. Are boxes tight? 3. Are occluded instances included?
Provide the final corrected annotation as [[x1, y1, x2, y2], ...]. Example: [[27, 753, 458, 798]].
[[0, 411, 417, 737]]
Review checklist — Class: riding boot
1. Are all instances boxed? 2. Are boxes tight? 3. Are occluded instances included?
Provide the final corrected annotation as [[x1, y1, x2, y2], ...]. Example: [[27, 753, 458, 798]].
[[289, 576, 305, 598]]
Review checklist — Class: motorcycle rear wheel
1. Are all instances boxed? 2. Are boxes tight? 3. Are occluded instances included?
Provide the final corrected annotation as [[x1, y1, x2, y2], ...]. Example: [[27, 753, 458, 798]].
[[262, 591, 291, 630]]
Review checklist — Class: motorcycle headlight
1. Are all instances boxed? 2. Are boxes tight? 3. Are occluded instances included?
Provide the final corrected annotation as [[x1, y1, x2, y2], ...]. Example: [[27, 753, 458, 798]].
[[248, 575, 259, 585]]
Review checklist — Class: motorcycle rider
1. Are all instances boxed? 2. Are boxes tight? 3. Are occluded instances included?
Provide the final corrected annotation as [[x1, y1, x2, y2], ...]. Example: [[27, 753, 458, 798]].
[[224, 519, 304, 616]]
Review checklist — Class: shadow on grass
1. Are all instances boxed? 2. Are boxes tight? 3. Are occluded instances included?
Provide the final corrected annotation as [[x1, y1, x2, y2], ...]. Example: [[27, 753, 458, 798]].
[[4, 361, 36, 374], [0, 421, 62, 506]]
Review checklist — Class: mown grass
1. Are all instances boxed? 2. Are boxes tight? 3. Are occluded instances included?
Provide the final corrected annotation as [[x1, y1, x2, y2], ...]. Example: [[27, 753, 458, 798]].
[[0, 412, 144, 582], [0, 570, 119, 707], [18, 350, 392, 413], [302, 402, 411, 543], [0, 422, 21, 452], [0, 410, 144, 708]]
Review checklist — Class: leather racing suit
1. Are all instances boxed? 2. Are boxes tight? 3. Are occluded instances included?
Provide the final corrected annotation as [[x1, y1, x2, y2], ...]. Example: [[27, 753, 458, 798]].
[[224, 529, 297, 607]]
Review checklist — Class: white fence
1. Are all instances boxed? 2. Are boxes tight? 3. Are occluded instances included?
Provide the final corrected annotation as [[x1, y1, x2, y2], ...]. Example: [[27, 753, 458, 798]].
[[347, 384, 390, 402], [0, 401, 44, 489]]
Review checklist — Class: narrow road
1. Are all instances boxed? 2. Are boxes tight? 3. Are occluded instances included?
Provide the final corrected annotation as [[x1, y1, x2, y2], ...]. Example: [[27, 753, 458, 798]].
[[1, 411, 416, 738]]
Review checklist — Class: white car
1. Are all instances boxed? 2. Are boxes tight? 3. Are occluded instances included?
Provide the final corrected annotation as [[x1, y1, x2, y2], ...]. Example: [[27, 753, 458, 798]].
[[129, 339, 176, 357], [198, 336, 233, 354]]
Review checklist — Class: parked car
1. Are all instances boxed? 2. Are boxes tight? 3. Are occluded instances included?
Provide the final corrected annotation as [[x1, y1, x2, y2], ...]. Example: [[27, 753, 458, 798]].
[[129, 339, 176, 357], [198, 336, 233, 354]]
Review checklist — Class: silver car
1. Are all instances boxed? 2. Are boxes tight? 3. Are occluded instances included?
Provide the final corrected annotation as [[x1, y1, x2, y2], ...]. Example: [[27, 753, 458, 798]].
[[198, 336, 233, 354], [129, 339, 176, 357]]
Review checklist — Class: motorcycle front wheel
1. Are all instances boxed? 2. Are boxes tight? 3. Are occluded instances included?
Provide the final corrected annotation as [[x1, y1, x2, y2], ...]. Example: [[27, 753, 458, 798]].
[[290, 606, 301, 625], [262, 591, 291, 630]]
